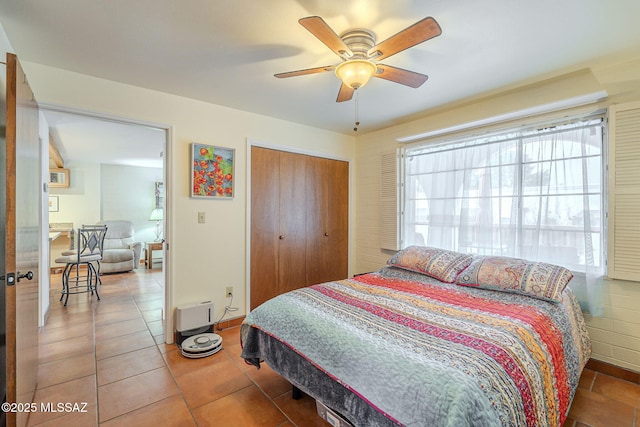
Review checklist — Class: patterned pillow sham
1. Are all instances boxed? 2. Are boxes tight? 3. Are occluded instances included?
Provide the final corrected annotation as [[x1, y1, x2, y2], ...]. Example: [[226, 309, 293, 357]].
[[455, 256, 573, 302], [387, 246, 473, 283]]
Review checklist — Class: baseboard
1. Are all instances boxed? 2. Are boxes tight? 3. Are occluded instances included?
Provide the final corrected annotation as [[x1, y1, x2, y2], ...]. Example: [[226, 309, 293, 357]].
[[215, 315, 245, 331], [586, 358, 640, 384]]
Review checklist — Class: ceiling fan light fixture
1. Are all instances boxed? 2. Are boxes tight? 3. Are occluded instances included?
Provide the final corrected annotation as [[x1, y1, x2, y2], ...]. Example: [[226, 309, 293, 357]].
[[335, 59, 377, 90]]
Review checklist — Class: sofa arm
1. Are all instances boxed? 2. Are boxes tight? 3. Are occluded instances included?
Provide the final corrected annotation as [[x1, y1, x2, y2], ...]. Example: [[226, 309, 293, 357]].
[[129, 241, 142, 268]]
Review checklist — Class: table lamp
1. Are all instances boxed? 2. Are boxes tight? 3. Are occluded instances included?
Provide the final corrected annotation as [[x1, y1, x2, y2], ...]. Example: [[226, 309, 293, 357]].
[[149, 208, 163, 241]]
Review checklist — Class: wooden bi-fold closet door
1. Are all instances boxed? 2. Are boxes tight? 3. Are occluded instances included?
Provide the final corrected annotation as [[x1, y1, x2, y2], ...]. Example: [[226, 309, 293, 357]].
[[305, 155, 348, 286], [250, 146, 348, 309]]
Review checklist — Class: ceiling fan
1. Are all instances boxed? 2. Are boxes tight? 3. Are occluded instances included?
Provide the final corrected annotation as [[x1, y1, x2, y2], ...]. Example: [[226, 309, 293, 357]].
[[275, 16, 442, 102]]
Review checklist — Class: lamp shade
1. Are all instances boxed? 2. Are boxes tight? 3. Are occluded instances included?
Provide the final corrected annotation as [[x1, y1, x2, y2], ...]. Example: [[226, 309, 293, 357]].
[[335, 59, 377, 89], [149, 208, 163, 221]]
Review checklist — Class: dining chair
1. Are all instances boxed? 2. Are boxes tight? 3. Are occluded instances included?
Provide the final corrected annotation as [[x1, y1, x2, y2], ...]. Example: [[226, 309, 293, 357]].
[[79, 224, 109, 284], [55, 225, 107, 306]]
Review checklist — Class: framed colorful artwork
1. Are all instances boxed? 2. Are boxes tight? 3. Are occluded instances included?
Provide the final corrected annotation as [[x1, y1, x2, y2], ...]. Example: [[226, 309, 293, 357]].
[[190, 143, 235, 199]]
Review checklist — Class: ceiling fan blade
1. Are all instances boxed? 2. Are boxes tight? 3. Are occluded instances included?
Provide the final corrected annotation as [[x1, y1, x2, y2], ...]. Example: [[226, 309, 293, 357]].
[[374, 64, 428, 88], [299, 16, 353, 58], [336, 83, 354, 102], [274, 65, 335, 78], [368, 17, 442, 61]]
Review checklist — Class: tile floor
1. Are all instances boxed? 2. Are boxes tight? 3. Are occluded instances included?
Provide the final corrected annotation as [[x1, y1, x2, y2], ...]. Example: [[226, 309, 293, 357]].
[[27, 268, 640, 426], [30, 268, 324, 427]]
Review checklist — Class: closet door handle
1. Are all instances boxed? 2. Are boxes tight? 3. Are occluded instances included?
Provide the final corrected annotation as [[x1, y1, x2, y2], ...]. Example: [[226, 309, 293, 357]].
[[324, 232, 329, 237], [279, 235, 285, 240]]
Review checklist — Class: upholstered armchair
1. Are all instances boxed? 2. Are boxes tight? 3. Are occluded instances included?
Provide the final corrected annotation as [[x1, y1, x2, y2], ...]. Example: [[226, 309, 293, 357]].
[[98, 220, 142, 274]]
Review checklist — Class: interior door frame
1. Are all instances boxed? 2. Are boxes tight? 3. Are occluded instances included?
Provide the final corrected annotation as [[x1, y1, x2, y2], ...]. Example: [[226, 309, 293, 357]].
[[245, 138, 353, 316], [37, 103, 176, 343]]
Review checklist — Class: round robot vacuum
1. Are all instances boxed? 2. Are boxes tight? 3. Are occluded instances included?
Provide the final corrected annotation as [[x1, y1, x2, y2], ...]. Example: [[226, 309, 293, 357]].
[[180, 333, 223, 359]]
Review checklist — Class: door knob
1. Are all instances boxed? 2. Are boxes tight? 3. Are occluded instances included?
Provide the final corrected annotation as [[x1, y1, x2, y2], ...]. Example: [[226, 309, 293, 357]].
[[279, 235, 285, 240], [324, 232, 329, 237], [17, 271, 34, 282]]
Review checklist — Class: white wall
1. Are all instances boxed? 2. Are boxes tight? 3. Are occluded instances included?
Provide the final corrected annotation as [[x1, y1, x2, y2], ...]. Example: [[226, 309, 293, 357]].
[[101, 164, 163, 243], [22, 61, 356, 341], [49, 160, 101, 227]]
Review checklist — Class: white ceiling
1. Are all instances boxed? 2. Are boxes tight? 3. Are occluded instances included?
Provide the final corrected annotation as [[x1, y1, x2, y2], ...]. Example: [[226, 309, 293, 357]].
[[42, 109, 165, 169], [1, 0, 640, 164]]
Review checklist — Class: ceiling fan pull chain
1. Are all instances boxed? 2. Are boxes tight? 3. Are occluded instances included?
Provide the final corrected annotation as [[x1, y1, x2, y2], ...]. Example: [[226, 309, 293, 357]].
[[353, 91, 360, 132]]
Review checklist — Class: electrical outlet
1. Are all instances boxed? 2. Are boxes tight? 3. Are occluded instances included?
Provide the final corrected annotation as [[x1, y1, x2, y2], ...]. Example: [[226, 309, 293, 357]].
[[225, 286, 233, 298]]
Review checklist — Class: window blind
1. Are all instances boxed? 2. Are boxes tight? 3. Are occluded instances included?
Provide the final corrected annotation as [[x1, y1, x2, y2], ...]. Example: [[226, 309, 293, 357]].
[[608, 102, 640, 281], [380, 151, 400, 250]]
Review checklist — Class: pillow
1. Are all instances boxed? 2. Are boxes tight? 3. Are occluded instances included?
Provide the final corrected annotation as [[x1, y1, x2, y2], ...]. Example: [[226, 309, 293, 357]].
[[387, 246, 473, 283], [455, 256, 573, 302]]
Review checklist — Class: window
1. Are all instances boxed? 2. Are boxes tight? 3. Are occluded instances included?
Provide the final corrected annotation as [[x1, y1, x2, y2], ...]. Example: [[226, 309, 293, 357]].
[[402, 116, 605, 274]]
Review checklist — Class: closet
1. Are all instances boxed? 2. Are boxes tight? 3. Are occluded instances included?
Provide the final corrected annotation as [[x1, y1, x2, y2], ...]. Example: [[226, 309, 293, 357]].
[[250, 146, 348, 309]]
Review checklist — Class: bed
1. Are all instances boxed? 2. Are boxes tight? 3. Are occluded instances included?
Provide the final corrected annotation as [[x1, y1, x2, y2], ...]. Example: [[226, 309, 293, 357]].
[[241, 247, 591, 427]]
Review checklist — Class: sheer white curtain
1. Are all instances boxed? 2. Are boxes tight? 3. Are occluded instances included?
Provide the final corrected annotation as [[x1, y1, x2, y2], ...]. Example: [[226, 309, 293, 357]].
[[404, 118, 605, 315]]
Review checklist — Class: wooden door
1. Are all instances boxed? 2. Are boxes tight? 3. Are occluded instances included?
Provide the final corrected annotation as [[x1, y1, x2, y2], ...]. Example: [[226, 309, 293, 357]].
[[326, 158, 349, 279], [250, 147, 348, 308], [2, 53, 40, 427], [250, 147, 280, 309], [306, 156, 349, 285], [250, 147, 308, 309], [277, 151, 307, 294]]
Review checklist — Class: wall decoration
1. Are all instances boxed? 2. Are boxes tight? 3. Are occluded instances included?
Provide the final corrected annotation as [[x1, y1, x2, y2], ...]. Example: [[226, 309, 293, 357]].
[[48, 196, 59, 212], [190, 143, 235, 199], [155, 181, 164, 208], [49, 168, 70, 188]]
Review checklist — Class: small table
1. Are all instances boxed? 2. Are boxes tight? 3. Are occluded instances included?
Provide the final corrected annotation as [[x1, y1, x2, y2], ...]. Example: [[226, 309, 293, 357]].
[[146, 241, 163, 269]]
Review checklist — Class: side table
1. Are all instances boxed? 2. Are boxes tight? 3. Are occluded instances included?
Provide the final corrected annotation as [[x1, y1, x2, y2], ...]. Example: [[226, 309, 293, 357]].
[[146, 241, 163, 269]]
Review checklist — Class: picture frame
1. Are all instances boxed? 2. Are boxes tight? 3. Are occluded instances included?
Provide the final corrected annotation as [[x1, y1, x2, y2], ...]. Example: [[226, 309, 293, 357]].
[[155, 182, 164, 208], [48, 196, 59, 212], [49, 168, 70, 188], [190, 143, 235, 199]]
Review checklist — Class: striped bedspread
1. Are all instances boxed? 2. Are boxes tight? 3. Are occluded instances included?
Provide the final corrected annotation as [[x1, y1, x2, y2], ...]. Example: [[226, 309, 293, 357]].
[[241, 267, 591, 427]]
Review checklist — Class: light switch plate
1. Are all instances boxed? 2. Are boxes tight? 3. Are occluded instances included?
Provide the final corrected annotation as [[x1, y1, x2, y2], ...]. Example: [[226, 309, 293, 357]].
[[198, 211, 205, 223]]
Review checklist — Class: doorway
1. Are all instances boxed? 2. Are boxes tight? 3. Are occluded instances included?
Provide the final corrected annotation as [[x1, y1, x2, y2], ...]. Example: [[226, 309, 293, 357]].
[[40, 105, 172, 342]]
